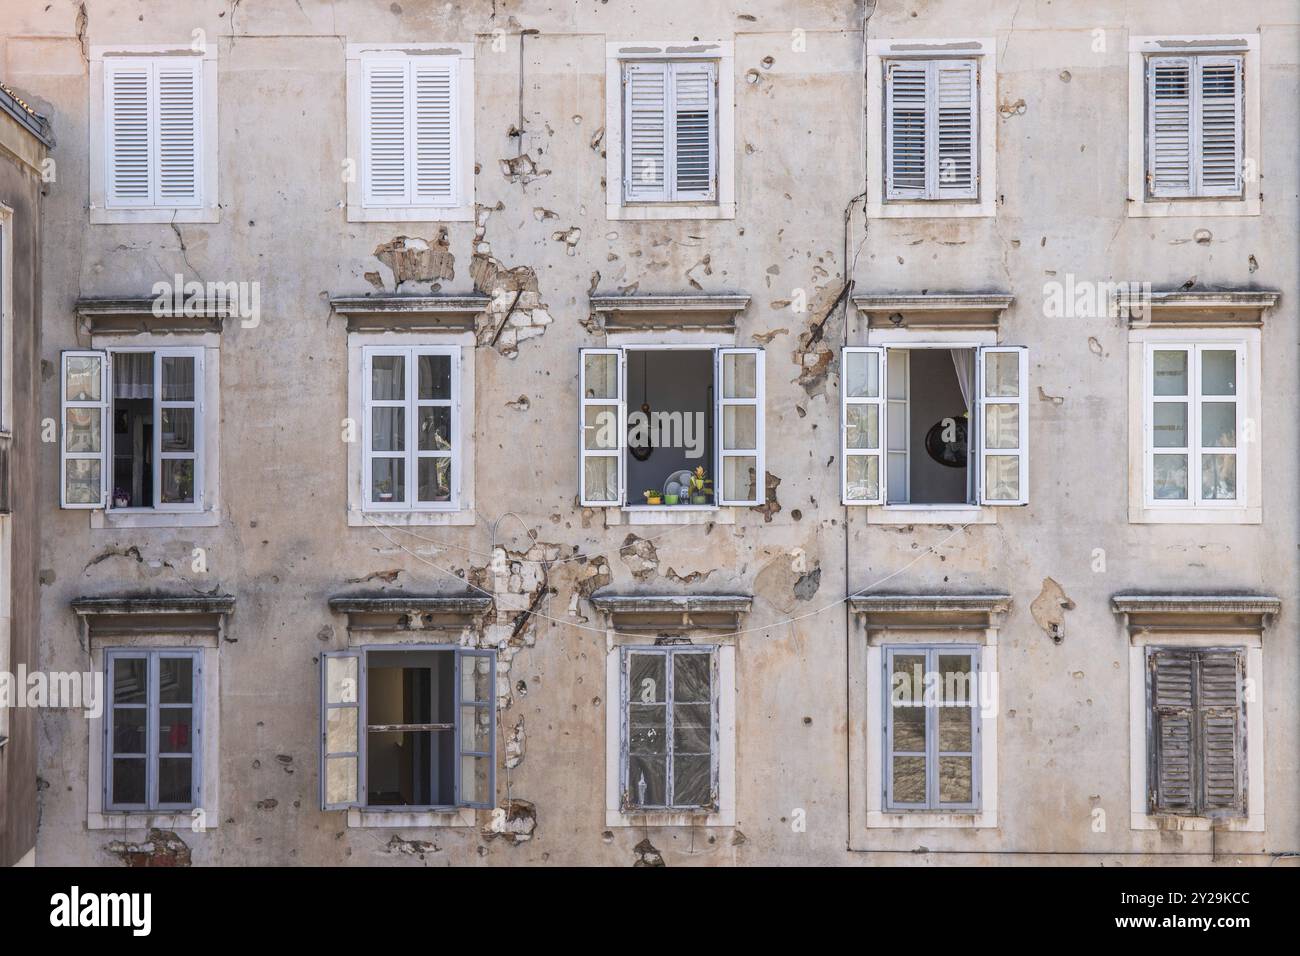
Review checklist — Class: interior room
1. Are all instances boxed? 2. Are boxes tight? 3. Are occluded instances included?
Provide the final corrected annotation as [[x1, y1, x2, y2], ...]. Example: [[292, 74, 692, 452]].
[[624, 348, 715, 505], [891, 348, 974, 505], [365, 650, 455, 807]]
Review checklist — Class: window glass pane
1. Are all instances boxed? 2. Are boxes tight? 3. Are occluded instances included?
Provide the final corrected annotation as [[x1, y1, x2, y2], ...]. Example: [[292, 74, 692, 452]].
[[160, 459, 195, 504], [158, 708, 193, 754], [112, 352, 153, 399], [161, 408, 194, 452], [890, 653, 925, 705], [370, 457, 405, 503], [1201, 350, 1236, 395], [157, 758, 193, 804], [627, 755, 666, 806], [1153, 403, 1187, 447], [371, 407, 405, 452], [938, 755, 973, 803], [722, 456, 757, 500], [460, 705, 491, 753], [983, 403, 1018, 449], [461, 755, 490, 805], [723, 405, 756, 449], [112, 758, 147, 805], [887, 351, 907, 399], [65, 355, 102, 401], [845, 455, 879, 501], [112, 708, 146, 754], [887, 401, 906, 449], [418, 407, 451, 451], [844, 352, 879, 398], [1201, 454, 1237, 500], [629, 704, 665, 755], [629, 653, 666, 704], [723, 352, 757, 399], [65, 459, 102, 505], [1153, 454, 1188, 499], [114, 658, 147, 703], [460, 654, 493, 704], [939, 706, 972, 752], [417, 458, 451, 503], [326, 706, 358, 753], [325, 756, 358, 805], [1201, 402, 1236, 447], [583, 405, 617, 450], [938, 655, 974, 704], [673, 654, 710, 703], [673, 754, 711, 806], [891, 704, 926, 752], [159, 658, 193, 704], [160, 356, 195, 401], [1153, 350, 1188, 395], [583, 353, 617, 399], [371, 355, 405, 401], [892, 756, 926, 803], [582, 457, 618, 502], [418, 354, 451, 400], [673, 703, 711, 753], [326, 655, 358, 705], [984, 351, 1019, 397], [65, 408, 101, 453], [845, 405, 878, 450], [984, 455, 1019, 501]]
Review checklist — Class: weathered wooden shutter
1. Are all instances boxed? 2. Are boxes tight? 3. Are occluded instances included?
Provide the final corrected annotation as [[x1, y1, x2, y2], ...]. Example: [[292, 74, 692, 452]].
[[935, 60, 977, 199], [412, 60, 457, 205], [885, 61, 928, 199], [155, 60, 201, 206], [1148, 57, 1193, 197], [624, 62, 668, 201], [105, 61, 153, 207], [1197, 648, 1245, 814], [363, 58, 411, 206], [1196, 56, 1243, 197], [1150, 648, 1196, 813], [671, 61, 716, 200]]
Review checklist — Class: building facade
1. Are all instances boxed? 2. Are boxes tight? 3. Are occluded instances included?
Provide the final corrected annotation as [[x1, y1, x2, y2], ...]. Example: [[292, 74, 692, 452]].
[[1, 0, 1295, 865]]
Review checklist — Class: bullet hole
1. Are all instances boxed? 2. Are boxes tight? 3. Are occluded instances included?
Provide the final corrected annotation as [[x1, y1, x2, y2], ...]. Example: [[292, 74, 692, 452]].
[[1194, 229, 1212, 245], [515, 679, 528, 697], [252, 759, 261, 769], [389, 2, 402, 12], [1059, 70, 1071, 82], [256, 798, 278, 811], [1248, 255, 1259, 273], [802, 716, 812, 726], [634, 838, 665, 867], [761, 56, 774, 69], [791, 509, 803, 521], [745, 69, 760, 84]]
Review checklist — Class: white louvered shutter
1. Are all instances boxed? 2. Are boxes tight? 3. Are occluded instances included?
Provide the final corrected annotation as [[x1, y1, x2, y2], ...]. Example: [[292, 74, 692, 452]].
[[1196, 56, 1243, 197], [105, 61, 153, 207], [1148, 57, 1193, 197], [885, 61, 928, 199], [412, 60, 458, 205], [624, 62, 668, 201], [935, 60, 977, 199], [363, 58, 411, 206], [155, 60, 201, 207], [671, 61, 716, 200]]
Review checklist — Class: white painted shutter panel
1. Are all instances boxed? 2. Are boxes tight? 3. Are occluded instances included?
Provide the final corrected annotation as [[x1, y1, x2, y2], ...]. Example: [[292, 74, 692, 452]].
[[155, 60, 201, 207], [671, 61, 716, 200], [321, 650, 363, 810], [1196, 55, 1243, 197], [60, 351, 109, 509], [841, 347, 885, 505], [363, 59, 411, 206], [717, 348, 765, 507], [579, 348, 624, 506], [1147, 57, 1193, 197], [105, 61, 153, 207], [1197, 648, 1245, 815], [935, 60, 977, 199], [1149, 648, 1196, 814], [412, 59, 458, 205], [624, 62, 668, 201], [977, 346, 1028, 505], [885, 61, 928, 199]]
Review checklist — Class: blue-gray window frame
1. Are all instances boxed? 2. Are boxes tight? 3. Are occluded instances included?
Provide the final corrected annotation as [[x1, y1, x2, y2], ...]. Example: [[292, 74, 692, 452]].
[[883, 644, 981, 812], [620, 644, 718, 811], [319, 644, 496, 812], [104, 647, 203, 812]]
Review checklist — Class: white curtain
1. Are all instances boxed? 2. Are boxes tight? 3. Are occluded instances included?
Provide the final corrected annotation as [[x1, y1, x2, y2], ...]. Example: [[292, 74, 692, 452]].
[[950, 349, 973, 410], [113, 352, 153, 399]]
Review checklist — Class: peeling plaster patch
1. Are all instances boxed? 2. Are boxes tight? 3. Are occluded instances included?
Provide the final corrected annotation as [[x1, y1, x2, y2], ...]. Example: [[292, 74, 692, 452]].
[[505, 395, 531, 411], [1036, 386, 1064, 405], [619, 534, 659, 581], [386, 835, 438, 859], [83, 545, 173, 576], [1248, 255, 1259, 273], [374, 231, 454, 288], [752, 327, 788, 345], [533, 207, 558, 221], [499, 153, 550, 184], [998, 98, 1027, 118], [106, 829, 191, 867], [793, 283, 847, 397], [505, 717, 526, 769], [590, 126, 605, 153], [363, 270, 384, 290], [482, 799, 537, 844], [793, 567, 821, 601], [633, 838, 665, 866], [552, 226, 582, 255], [667, 566, 714, 585], [471, 204, 552, 357], [1088, 337, 1105, 357], [1030, 577, 1075, 644], [346, 569, 403, 585], [686, 255, 713, 290], [750, 472, 782, 523]]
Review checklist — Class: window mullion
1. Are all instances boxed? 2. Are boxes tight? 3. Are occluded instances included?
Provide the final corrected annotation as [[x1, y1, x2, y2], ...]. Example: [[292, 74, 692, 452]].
[[925, 647, 937, 809], [405, 347, 417, 508], [147, 652, 159, 811], [1191, 345, 1202, 506], [665, 64, 678, 201], [665, 651, 675, 809]]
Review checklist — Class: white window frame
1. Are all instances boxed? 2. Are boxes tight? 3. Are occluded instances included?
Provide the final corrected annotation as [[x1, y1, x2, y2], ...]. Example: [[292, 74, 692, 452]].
[[347, 334, 475, 526], [87, 633, 220, 830], [0, 203, 12, 436], [866, 38, 996, 219], [1128, 327, 1260, 524], [345, 43, 475, 223], [1127, 631, 1263, 832], [1127, 35, 1260, 218], [605, 40, 735, 221], [89, 44, 219, 224]]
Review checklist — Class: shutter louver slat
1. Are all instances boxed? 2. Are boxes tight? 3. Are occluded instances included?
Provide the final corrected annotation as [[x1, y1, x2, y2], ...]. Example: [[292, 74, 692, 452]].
[[413, 63, 456, 204], [107, 66, 152, 206], [936, 61, 977, 199], [156, 65, 200, 206], [1197, 57, 1242, 196], [364, 63, 410, 205], [672, 64, 714, 199], [1149, 58, 1192, 197], [625, 64, 667, 201], [886, 62, 928, 199]]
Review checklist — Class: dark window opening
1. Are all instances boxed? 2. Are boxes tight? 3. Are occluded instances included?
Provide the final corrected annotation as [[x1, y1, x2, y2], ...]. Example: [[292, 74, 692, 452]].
[[365, 650, 456, 808], [890, 348, 974, 505], [624, 349, 715, 506]]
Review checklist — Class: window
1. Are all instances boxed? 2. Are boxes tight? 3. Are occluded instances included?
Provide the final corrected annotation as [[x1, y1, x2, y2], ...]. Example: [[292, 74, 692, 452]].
[[841, 345, 1027, 508], [320, 646, 495, 811], [579, 346, 764, 508], [345, 44, 475, 222], [621, 646, 716, 811], [1147, 647, 1245, 817], [1146, 54, 1243, 199], [89, 46, 218, 223], [104, 649, 202, 811], [605, 42, 735, 220], [1144, 344, 1243, 507], [60, 348, 205, 512], [884, 646, 980, 812], [885, 59, 977, 201]]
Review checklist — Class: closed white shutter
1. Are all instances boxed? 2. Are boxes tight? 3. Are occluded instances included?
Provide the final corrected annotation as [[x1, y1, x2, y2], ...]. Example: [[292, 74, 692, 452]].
[[885, 61, 928, 199], [155, 61, 201, 207], [363, 58, 411, 206], [1147, 57, 1193, 197], [1196, 55, 1243, 197], [579, 349, 625, 506], [105, 61, 153, 207], [935, 60, 977, 199], [60, 350, 109, 509], [841, 347, 885, 505], [671, 61, 716, 200], [716, 348, 765, 507], [977, 346, 1028, 506], [624, 62, 668, 201], [412, 60, 458, 205]]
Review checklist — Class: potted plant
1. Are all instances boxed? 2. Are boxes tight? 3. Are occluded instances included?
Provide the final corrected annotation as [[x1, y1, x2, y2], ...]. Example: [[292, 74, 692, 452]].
[[642, 489, 662, 505], [688, 466, 712, 505], [664, 491, 680, 505], [113, 487, 131, 509], [376, 478, 394, 502]]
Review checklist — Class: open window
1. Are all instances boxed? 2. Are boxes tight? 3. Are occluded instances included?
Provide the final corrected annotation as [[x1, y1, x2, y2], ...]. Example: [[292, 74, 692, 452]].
[[320, 646, 495, 812], [61, 348, 204, 512], [579, 345, 764, 508], [841, 345, 1027, 507]]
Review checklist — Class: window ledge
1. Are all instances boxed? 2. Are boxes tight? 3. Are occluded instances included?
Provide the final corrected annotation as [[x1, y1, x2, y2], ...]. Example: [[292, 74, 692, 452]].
[[1127, 196, 1260, 219], [347, 808, 475, 828], [1129, 505, 1260, 525], [88, 812, 210, 831], [92, 509, 220, 529], [867, 199, 994, 220], [608, 506, 735, 526], [606, 809, 735, 828], [867, 505, 995, 525], [350, 508, 476, 527], [606, 202, 735, 222], [346, 204, 475, 224], [1130, 812, 1262, 833], [867, 810, 996, 829], [89, 207, 220, 225]]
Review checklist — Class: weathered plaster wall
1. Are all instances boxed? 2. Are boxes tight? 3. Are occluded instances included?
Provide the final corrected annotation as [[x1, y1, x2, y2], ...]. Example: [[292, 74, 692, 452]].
[[3, 0, 1296, 865]]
